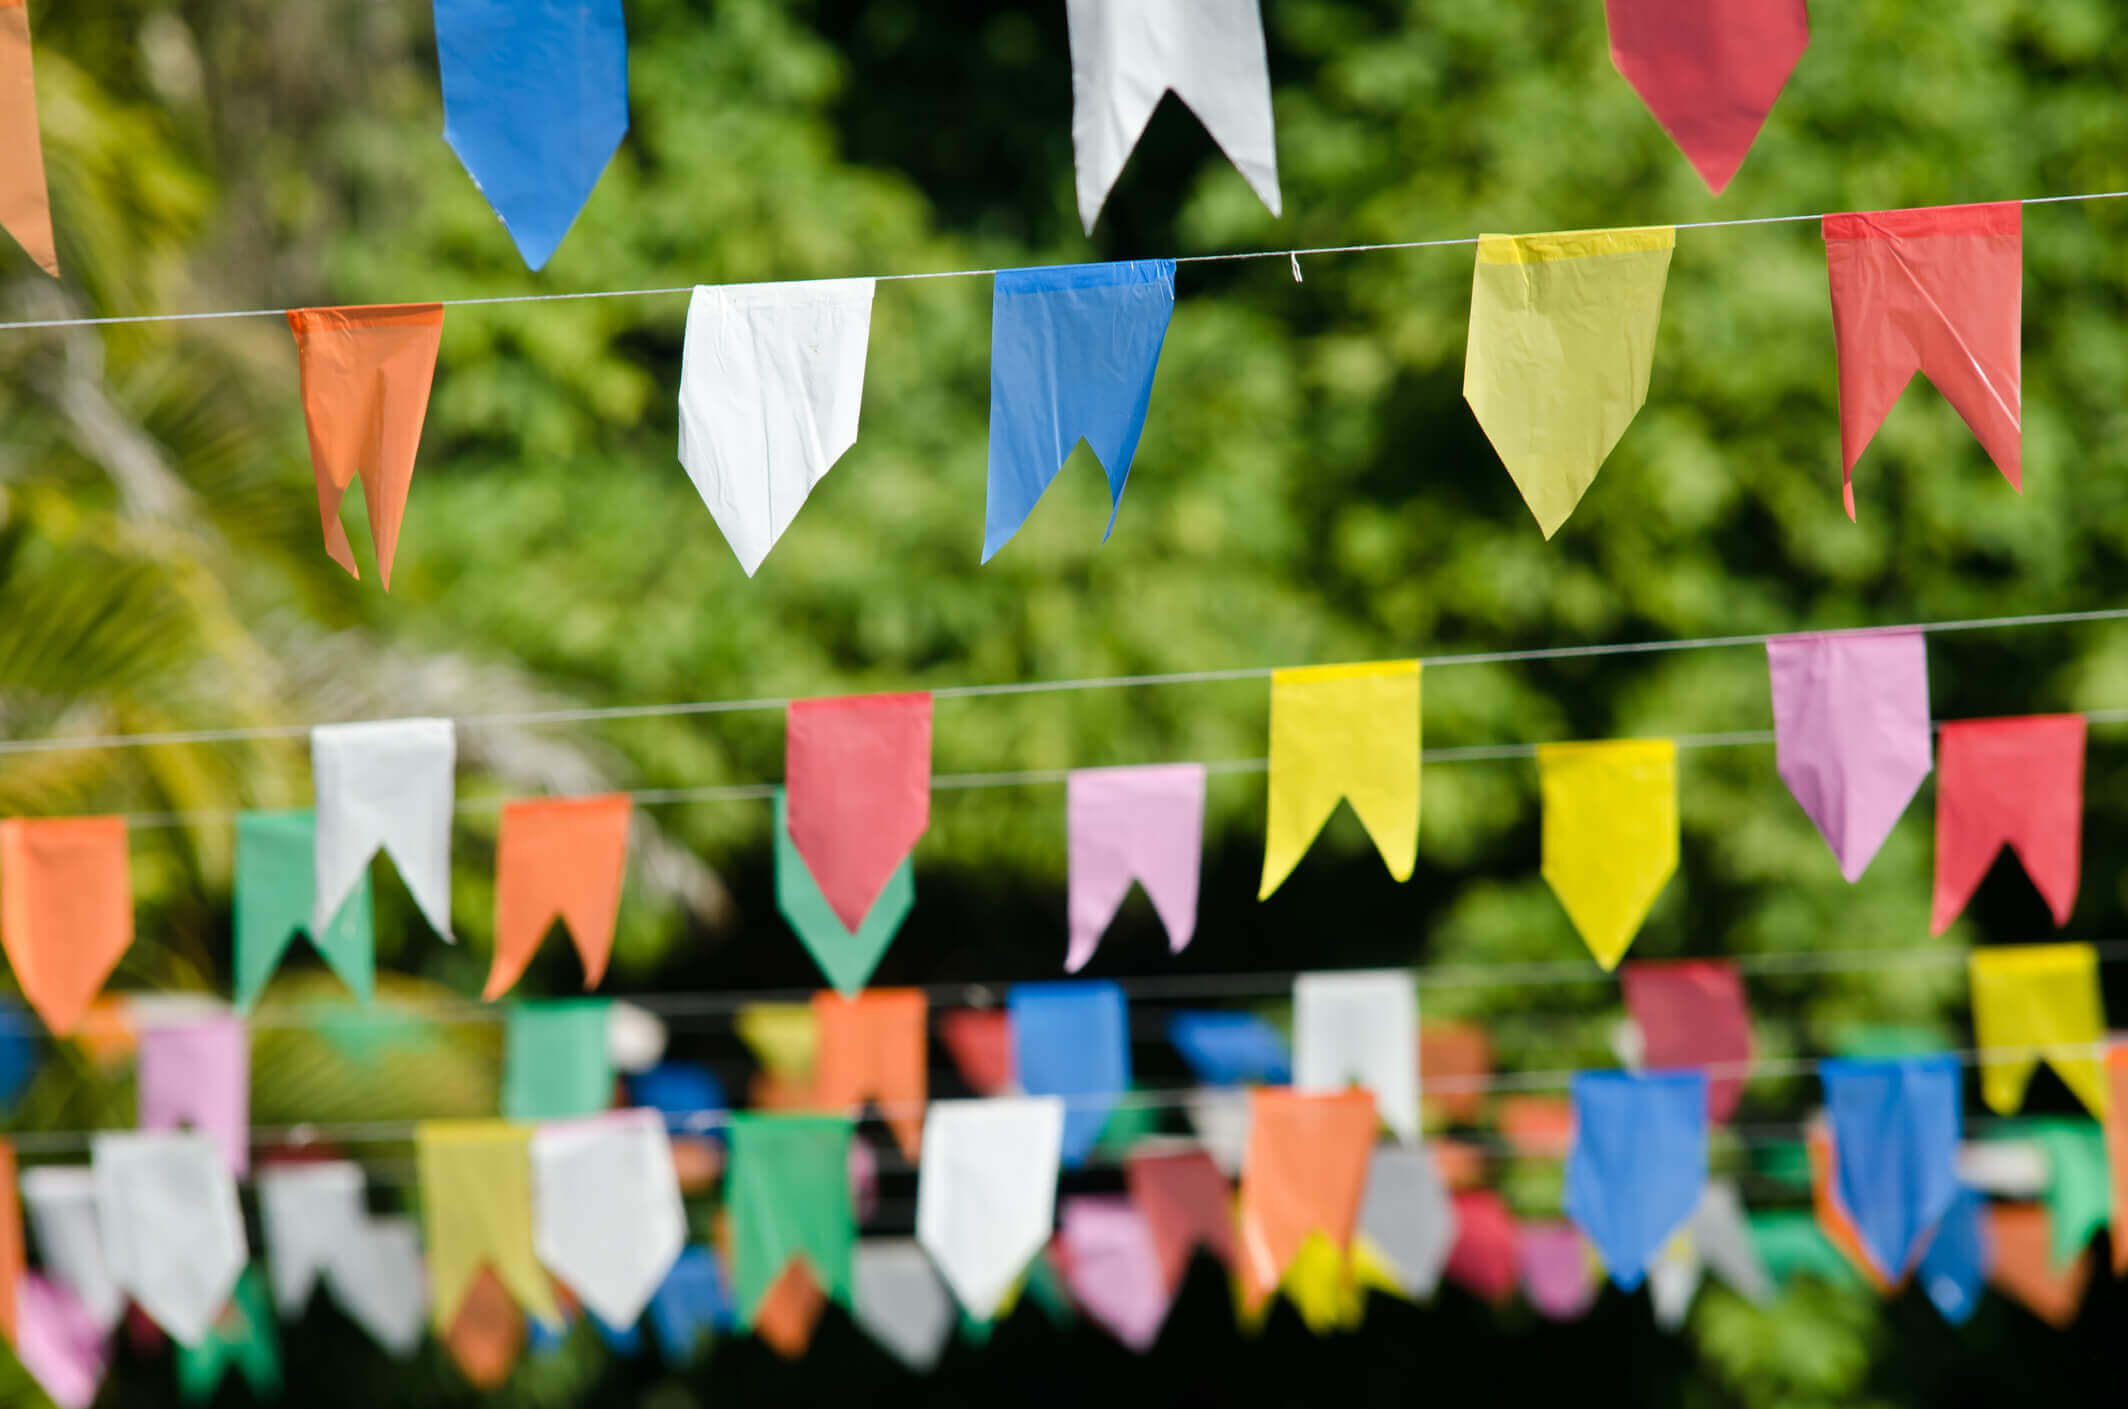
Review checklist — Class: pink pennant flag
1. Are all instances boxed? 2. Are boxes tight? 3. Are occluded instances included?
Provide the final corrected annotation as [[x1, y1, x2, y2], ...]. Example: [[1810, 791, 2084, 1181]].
[[1932, 715, 2085, 935], [1767, 631, 1932, 882], [15, 1275, 109, 1409], [1066, 764, 1205, 972], [1622, 960, 1752, 1123], [1604, 0, 1809, 195], [1057, 1197, 1170, 1351], [785, 694, 932, 933], [1445, 1191, 1519, 1303], [1520, 1223, 1599, 1321], [1125, 1148, 1237, 1295], [137, 1015, 250, 1176]]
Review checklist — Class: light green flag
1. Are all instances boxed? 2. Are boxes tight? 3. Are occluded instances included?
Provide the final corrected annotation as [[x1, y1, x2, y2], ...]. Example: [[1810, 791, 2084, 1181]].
[[1747, 1212, 1863, 1289], [725, 1114, 855, 1324], [176, 1267, 280, 1403], [774, 788, 914, 996], [234, 810, 374, 1010], [502, 999, 613, 1120], [2021, 1118, 2110, 1267]]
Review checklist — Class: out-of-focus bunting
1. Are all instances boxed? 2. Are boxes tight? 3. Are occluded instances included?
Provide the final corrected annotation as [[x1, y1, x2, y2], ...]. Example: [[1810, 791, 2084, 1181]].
[[2017, 1119, 2108, 1268], [175, 1266, 279, 1403], [20, 1167, 123, 1331], [851, 1239, 954, 1373], [488, 795, 631, 1000], [737, 1002, 817, 1112], [1603, 0, 1808, 195], [1689, 1181, 1772, 1304], [1648, 1234, 1700, 1329], [1235, 1088, 1375, 1310], [751, 1258, 829, 1358], [939, 1009, 1013, 1096], [1357, 1145, 1458, 1300], [1622, 959, 1752, 1122], [434, 0, 628, 270], [1259, 661, 1421, 899], [1538, 739, 1678, 969], [312, 718, 456, 941], [0, 0, 57, 276], [1010, 982, 1130, 1168], [234, 811, 373, 1010], [531, 1110, 684, 1328], [1968, 944, 2106, 1118], [92, 1131, 247, 1345], [1420, 1022, 1491, 1125], [1126, 1147, 1237, 1294], [1918, 1186, 1989, 1324], [0, 1140, 16, 1343], [677, 280, 877, 575], [1464, 228, 1674, 537], [1185, 1089, 1252, 1176], [1766, 631, 1932, 882], [1824, 202, 2023, 518], [1521, 1224, 1599, 1322], [812, 989, 927, 1160], [1066, 764, 1205, 972], [1063, 0, 1280, 232], [2104, 1045, 2128, 1275], [1751, 1210, 1862, 1290], [1167, 1011, 1291, 1087], [1445, 1190, 1519, 1303], [1565, 1070, 1708, 1290], [724, 1114, 855, 1326], [917, 1098, 1065, 1322], [15, 1275, 108, 1409], [774, 788, 915, 997], [1821, 1056, 1961, 1282], [137, 1015, 249, 1176], [257, 1162, 426, 1356], [1931, 715, 2084, 935], [504, 999, 613, 1122], [645, 1246, 731, 1365], [1, 818, 133, 1036], [1293, 970, 1420, 1144], [416, 1121, 561, 1334], [786, 693, 932, 933], [1058, 1196, 1170, 1351], [1806, 1121, 1886, 1291], [442, 1267, 524, 1389], [1987, 1202, 2091, 1328]]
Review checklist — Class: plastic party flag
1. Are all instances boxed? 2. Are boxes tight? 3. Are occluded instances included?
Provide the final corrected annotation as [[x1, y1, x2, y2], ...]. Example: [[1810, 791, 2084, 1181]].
[[416, 1122, 558, 1335], [752, 1259, 827, 1358], [1358, 1145, 1458, 1300], [1689, 1181, 1772, 1304], [1293, 970, 1420, 1144], [14, 1275, 108, 1409], [1464, 228, 1674, 537], [257, 1162, 425, 1356], [92, 1132, 247, 1346], [1647, 1232, 1700, 1330], [812, 989, 927, 1160], [1058, 1196, 1170, 1351], [1419, 1022, 1490, 1126], [1166, 1011, 1292, 1087], [645, 1247, 731, 1365], [1259, 661, 1421, 899], [1824, 202, 2023, 518], [1969, 944, 2106, 1118], [442, 1267, 524, 1389], [1750, 1211, 1863, 1289], [852, 1240, 954, 1373], [0, 818, 132, 1036], [1010, 982, 1131, 1167], [175, 1267, 278, 1403], [1126, 1148, 1237, 1293], [785, 693, 931, 933], [984, 261, 1176, 561], [1603, 0, 1808, 194], [1931, 716, 2085, 935], [773, 792, 914, 998], [312, 718, 456, 941], [1807, 1121, 1890, 1292], [0, 1140, 18, 1343], [233, 811, 373, 1011], [724, 1114, 855, 1324], [918, 1098, 1065, 1322], [1521, 1224, 1599, 1321], [503, 1000, 612, 1121], [1821, 1057, 1961, 1281], [1918, 1187, 1989, 1325], [2104, 1046, 2128, 1274], [486, 795, 631, 1000], [434, 0, 628, 270], [1538, 739, 1678, 969], [1444, 1190, 1519, 1303], [1565, 1070, 1708, 1290], [1622, 959, 1753, 1122], [530, 1110, 683, 1329], [20, 1167, 123, 1331], [1766, 631, 1933, 882], [1067, 764, 1205, 972], [0, 0, 56, 276], [136, 1016, 249, 1177], [1235, 1088, 1376, 1310], [2017, 1119, 2110, 1268], [1988, 1203, 2092, 1328], [736, 1002, 817, 1085], [939, 1009, 1013, 1096]]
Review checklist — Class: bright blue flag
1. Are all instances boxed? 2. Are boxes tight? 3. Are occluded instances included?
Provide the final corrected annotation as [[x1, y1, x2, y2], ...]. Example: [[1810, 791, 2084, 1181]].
[[435, 0, 630, 271], [1009, 981, 1132, 1168], [984, 260, 1176, 561], [1918, 1186, 1989, 1325], [0, 1004, 39, 1109], [628, 1061, 728, 1138], [1821, 1056, 1962, 1281], [647, 1246, 734, 1365], [1563, 1070, 1708, 1291], [1168, 1011, 1291, 1086], [590, 1312, 644, 1357]]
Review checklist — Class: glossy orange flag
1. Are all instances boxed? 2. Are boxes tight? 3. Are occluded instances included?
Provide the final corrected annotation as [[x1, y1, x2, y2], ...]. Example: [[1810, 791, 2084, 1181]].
[[1235, 1089, 1377, 1311], [0, 1140, 19, 1345], [811, 989, 927, 1161], [1988, 1203, 2092, 1328], [286, 303, 445, 590], [0, 819, 132, 1035], [2104, 1046, 2128, 1275], [443, 1268, 526, 1390], [0, 1, 55, 276], [486, 795, 632, 1000]]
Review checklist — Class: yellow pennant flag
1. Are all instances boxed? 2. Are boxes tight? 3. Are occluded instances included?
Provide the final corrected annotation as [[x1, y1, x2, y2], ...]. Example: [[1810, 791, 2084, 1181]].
[[1259, 661, 1421, 899], [736, 1003, 819, 1080], [1969, 944, 2107, 1119], [1464, 228, 1676, 537], [416, 1121, 561, 1333], [1538, 739, 1678, 969]]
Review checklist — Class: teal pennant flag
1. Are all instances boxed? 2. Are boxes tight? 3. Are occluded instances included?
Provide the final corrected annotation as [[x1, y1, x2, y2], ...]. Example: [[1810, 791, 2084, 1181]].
[[503, 999, 613, 1121], [235, 810, 374, 1011], [177, 1267, 280, 1403], [725, 1114, 855, 1324], [774, 788, 914, 997]]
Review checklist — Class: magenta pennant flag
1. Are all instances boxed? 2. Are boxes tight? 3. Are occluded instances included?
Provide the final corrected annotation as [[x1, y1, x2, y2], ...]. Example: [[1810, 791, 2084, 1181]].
[[136, 1015, 251, 1177], [786, 694, 934, 933], [1520, 1223, 1599, 1322], [1066, 764, 1206, 973], [1604, 0, 1809, 195], [1766, 631, 1932, 882], [1057, 1196, 1170, 1352]]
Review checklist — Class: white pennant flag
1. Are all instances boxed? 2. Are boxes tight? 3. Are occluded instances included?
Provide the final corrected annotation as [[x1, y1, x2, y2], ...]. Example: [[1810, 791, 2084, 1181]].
[[1293, 970, 1420, 1143], [330, 1218, 428, 1357], [1689, 1180, 1772, 1305], [532, 1110, 685, 1328], [20, 1167, 125, 1331], [92, 1132, 246, 1345], [678, 279, 877, 576], [312, 718, 455, 941], [917, 1098, 1065, 1321], [1357, 1145, 1458, 1300], [1065, 0, 1282, 233], [1183, 1089, 1252, 1176], [853, 1239, 956, 1373], [1648, 1234, 1702, 1330], [257, 1161, 427, 1356]]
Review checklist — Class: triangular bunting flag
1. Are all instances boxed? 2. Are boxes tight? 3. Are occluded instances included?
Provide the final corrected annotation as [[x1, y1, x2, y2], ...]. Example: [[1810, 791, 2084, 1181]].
[[1444, 1190, 1519, 1303], [984, 260, 1176, 561], [1820, 1057, 1961, 1281], [257, 1163, 427, 1355], [773, 788, 914, 997], [1622, 959, 1753, 1122], [1988, 1202, 2092, 1328], [1648, 1233, 1701, 1330], [724, 1114, 855, 1324], [1009, 982, 1131, 1168], [328, 1218, 426, 1357], [415, 1121, 561, 1334], [2103, 1045, 2128, 1274], [1969, 944, 2106, 1118], [1058, 1196, 1170, 1351], [175, 1266, 279, 1403], [1066, 764, 1205, 972], [1750, 1210, 1863, 1290], [1538, 739, 1678, 968], [1807, 1121, 1889, 1291], [916, 1098, 1065, 1322], [785, 693, 931, 933], [503, 999, 613, 1121], [1603, 0, 1808, 195], [91, 1132, 247, 1346], [1917, 1186, 1989, 1325], [234, 811, 373, 1011], [645, 1246, 731, 1365], [0, 818, 133, 1036], [1184, 1089, 1253, 1176], [752, 1259, 827, 1358], [1167, 1011, 1292, 1087], [137, 1015, 249, 1176], [434, 0, 629, 270], [0, 1140, 18, 1343], [735, 1003, 817, 1087], [852, 1239, 954, 1373], [1931, 716, 2084, 935], [1292, 970, 1420, 1144], [1125, 1147, 1237, 1294], [487, 795, 632, 1000], [1259, 661, 1421, 898], [14, 1275, 108, 1409], [1520, 1224, 1599, 1321], [1689, 1181, 1772, 1304], [20, 1167, 122, 1331], [939, 1008, 1013, 1096], [1235, 1088, 1376, 1310], [312, 718, 456, 940], [1564, 1071, 1708, 1290], [1823, 202, 2022, 517], [442, 1266, 524, 1389], [812, 989, 927, 1161], [0, 0, 57, 276], [1420, 1022, 1491, 1124], [531, 1109, 684, 1328], [2019, 1119, 2109, 1268], [1357, 1145, 1458, 1301]]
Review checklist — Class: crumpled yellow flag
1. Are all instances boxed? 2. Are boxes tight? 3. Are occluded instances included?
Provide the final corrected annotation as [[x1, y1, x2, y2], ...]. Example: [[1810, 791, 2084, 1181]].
[[1233, 1232, 1403, 1335], [737, 1004, 819, 1080], [1538, 739, 1678, 969], [1464, 228, 1676, 537], [1969, 944, 2107, 1119], [1259, 662, 1420, 899], [416, 1121, 560, 1334]]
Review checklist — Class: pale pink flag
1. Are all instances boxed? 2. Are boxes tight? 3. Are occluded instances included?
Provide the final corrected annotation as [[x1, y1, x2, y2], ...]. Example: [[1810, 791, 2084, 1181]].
[[1520, 1223, 1599, 1322], [1057, 1196, 1170, 1351], [16, 1274, 111, 1409], [137, 1015, 250, 1177], [1066, 764, 1206, 972]]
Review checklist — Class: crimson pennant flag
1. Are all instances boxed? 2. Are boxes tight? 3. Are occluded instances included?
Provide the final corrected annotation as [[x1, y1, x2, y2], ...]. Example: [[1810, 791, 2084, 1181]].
[[1622, 960, 1753, 1123], [1604, 0, 1808, 196], [785, 694, 933, 932], [1931, 716, 2084, 936]]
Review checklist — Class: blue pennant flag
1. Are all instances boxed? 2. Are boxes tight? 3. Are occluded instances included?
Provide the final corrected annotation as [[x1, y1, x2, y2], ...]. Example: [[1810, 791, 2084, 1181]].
[[984, 260, 1176, 562], [1009, 981, 1132, 1168], [1821, 1056, 1962, 1281], [435, 0, 630, 271], [1563, 1070, 1709, 1291], [647, 1246, 735, 1365], [0, 1004, 39, 1109], [1167, 1011, 1291, 1086], [628, 1061, 728, 1139], [590, 1312, 645, 1357], [1918, 1186, 1990, 1325]]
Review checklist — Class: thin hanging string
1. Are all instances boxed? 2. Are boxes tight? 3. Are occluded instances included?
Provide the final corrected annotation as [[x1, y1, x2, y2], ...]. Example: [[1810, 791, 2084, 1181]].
[[4, 188, 2126, 333]]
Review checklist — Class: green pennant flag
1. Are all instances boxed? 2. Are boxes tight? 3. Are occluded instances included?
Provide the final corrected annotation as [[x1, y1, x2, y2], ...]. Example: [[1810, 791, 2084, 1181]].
[[2020, 1118, 2110, 1267], [177, 1267, 280, 1403], [235, 809, 374, 1011], [774, 788, 914, 996], [1020, 1253, 1076, 1329], [1747, 1212, 1863, 1289], [1094, 1091, 1162, 1157], [502, 999, 613, 1120], [725, 1114, 855, 1324]]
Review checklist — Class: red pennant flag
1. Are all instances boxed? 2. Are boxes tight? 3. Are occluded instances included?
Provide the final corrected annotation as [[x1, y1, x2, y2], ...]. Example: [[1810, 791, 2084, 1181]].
[[939, 1009, 1014, 1095], [486, 795, 633, 1000], [1931, 716, 2084, 936], [286, 303, 445, 590], [1823, 203, 2022, 519], [1235, 1089, 1376, 1310], [1444, 1190, 1519, 1303], [1125, 1148, 1237, 1295], [0, 0, 57, 277], [1604, 0, 1808, 196], [812, 989, 927, 1161], [786, 694, 932, 932], [0, 818, 133, 1036], [1622, 959, 1753, 1122]]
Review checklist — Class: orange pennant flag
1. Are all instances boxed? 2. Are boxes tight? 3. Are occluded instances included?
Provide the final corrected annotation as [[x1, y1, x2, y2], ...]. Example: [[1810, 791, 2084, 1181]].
[[443, 1267, 526, 1390], [286, 304, 444, 590], [0, 819, 133, 1036], [754, 1260, 828, 1359], [2103, 1045, 2128, 1275], [1988, 1203, 2092, 1328], [0, 1, 57, 277], [812, 990, 927, 1161], [0, 1140, 20, 1345], [486, 795, 633, 1001], [1420, 1021, 1491, 1125], [1236, 1088, 1377, 1311]]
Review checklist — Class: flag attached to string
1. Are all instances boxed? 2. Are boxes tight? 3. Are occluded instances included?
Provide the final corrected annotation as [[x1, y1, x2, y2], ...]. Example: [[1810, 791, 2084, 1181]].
[[1520, 1224, 1599, 1322], [416, 1121, 561, 1335], [1464, 228, 1675, 538], [724, 1114, 855, 1326], [2105, 1046, 2128, 1274], [1820, 1057, 1961, 1282], [1807, 1120, 1887, 1290], [1987, 1202, 2092, 1328], [812, 989, 927, 1161], [1066, 764, 1205, 972], [1357, 1145, 1459, 1301], [14, 1275, 109, 1409], [984, 261, 1176, 561], [442, 1266, 524, 1388], [1931, 715, 2085, 935], [785, 693, 932, 934], [136, 1016, 249, 1177], [0, 0, 57, 276], [1292, 970, 1420, 1144], [1166, 1011, 1292, 1087], [174, 1266, 279, 1404], [1689, 1181, 1772, 1305], [257, 1162, 426, 1356], [312, 718, 456, 941], [20, 1167, 123, 1331], [917, 1098, 1066, 1323], [487, 795, 632, 1000], [1622, 959, 1753, 1122], [1538, 739, 1678, 969], [1125, 1148, 1237, 1294], [1603, 0, 1808, 195], [1766, 630, 1933, 882], [92, 1132, 247, 1346], [1420, 1022, 1491, 1125], [503, 999, 613, 1122], [1917, 1186, 1989, 1325], [1969, 944, 2107, 1119], [1648, 1232, 1701, 1330], [1564, 1071, 1708, 1290], [1259, 661, 1421, 899], [644, 1246, 731, 1365], [1823, 202, 2023, 517], [530, 1110, 685, 1329], [773, 788, 915, 998], [1058, 1196, 1171, 1351], [0, 819, 133, 1037], [939, 1009, 1014, 1096], [234, 811, 374, 1011], [1235, 1088, 1376, 1310], [2019, 1119, 2109, 1268], [1445, 1190, 1520, 1303], [0, 1139, 18, 1343], [1009, 982, 1131, 1168], [852, 1239, 954, 1373]]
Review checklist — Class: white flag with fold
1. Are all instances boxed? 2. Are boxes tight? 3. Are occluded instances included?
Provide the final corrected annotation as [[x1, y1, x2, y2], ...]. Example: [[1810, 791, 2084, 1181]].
[[916, 1097, 1064, 1321], [92, 1132, 246, 1345], [312, 718, 456, 941], [531, 1110, 686, 1327], [852, 1239, 956, 1372], [20, 1167, 124, 1331], [1293, 970, 1421, 1143], [257, 1161, 428, 1356]]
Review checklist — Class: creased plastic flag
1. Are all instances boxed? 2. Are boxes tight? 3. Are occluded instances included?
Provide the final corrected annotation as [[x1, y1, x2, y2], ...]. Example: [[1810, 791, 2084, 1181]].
[[1988, 1202, 2092, 1328], [1767, 631, 1933, 882], [1751, 1210, 1862, 1289], [416, 1121, 560, 1334], [0, 0, 57, 276], [137, 1016, 249, 1176], [1917, 1186, 1989, 1325], [1010, 982, 1131, 1168], [1565, 1071, 1708, 1290], [1293, 970, 1420, 1144], [530, 1109, 683, 1328], [0, 1006, 35, 1111], [1464, 228, 1674, 537], [1066, 764, 1205, 972], [0, 1141, 16, 1344], [1063, 0, 1279, 232], [1058, 1196, 1169, 1351], [1824, 202, 2023, 517], [1358, 1145, 1458, 1300], [918, 1098, 1065, 1322], [750, 1258, 827, 1358], [1167, 1011, 1291, 1087], [1647, 1232, 1701, 1330], [442, 1266, 524, 1389], [1260, 661, 1421, 899], [1931, 715, 2084, 935], [312, 718, 455, 941], [1821, 1057, 1961, 1281], [1185, 1089, 1254, 1176], [1622, 959, 1752, 1122], [1807, 1121, 1888, 1291], [939, 1009, 1013, 1096], [1690, 1181, 1772, 1303], [1445, 1190, 1520, 1303], [984, 261, 1176, 561], [434, 0, 628, 270], [257, 1162, 426, 1356], [14, 1275, 108, 1409], [736, 1003, 816, 1087], [92, 1132, 246, 1345], [1420, 1022, 1491, 1125], [2104, 1046, 2128, 1274], [20, 1167, 123, 1331], [1521, 1224, 1599, 1321], [1126, 1147, 1237, 1293], [234, 811, 373, 1011], [1235, 1088, 1376, 1310], [175, 1266, 278, 1404], [1969, 944, 2106, 1118], [772, 792, 913, 998], [1538, 739, 1678, 969], [487, 795, 630, 1000], [645, 1247, 730, 1365], [504, 999, 613, 1122], [724, 1114, 854, 1324], [852, 1239, 954, 1372], [785, 693, 931, 933], [1603, 0, 1808, 195], [0, 818, 133, 1036], [812, 989, 926, 1160], [2015, 1119, 2109, 1269]]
